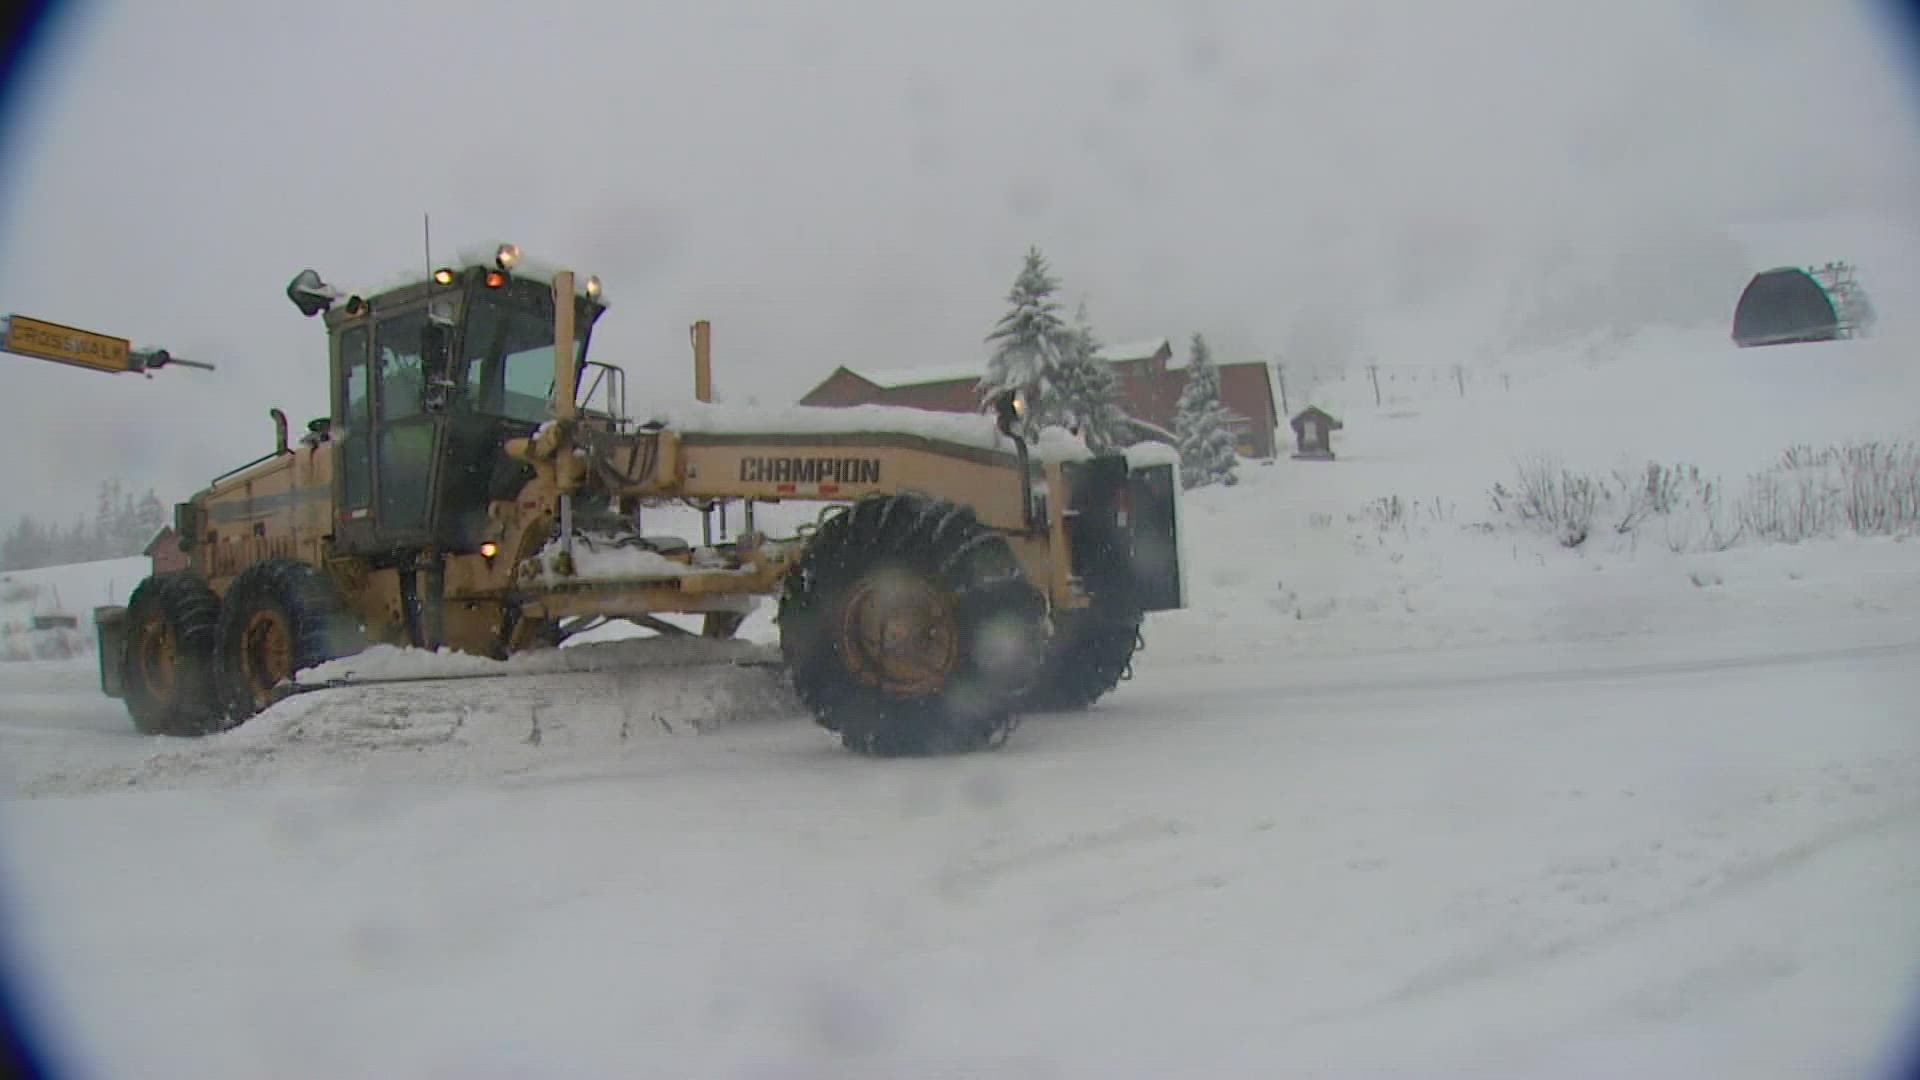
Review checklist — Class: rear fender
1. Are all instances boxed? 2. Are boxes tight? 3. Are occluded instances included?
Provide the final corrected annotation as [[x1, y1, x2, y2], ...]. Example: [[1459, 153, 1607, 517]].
[[94, 605, 128, 698], [1125, 458, 1185, 612], [1062, 450, 1185, 613]]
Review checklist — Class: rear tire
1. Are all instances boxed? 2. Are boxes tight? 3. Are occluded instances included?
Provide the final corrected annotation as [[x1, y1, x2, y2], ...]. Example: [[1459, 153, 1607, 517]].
[[214, 560, 362, 726], [1022, 604, 1141, 712], [778, 493, 1046, 756], [121, 573, 222, 736]]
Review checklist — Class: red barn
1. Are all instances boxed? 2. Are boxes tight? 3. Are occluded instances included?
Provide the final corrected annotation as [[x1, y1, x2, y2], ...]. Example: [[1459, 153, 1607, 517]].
[[798, 338, 1280, 459]]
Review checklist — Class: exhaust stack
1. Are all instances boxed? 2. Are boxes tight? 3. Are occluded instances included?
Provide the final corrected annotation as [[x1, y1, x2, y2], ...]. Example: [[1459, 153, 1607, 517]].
[[691, 319, 713, 403]]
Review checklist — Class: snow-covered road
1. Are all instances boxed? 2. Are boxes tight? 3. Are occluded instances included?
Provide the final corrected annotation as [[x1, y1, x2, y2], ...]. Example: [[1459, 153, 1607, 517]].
[[1, 624, 1915, 1078]]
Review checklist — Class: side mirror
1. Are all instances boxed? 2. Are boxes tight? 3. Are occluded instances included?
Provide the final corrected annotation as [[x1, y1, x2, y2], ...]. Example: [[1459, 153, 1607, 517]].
[[286, 269, 340, 318], [993, 388, 1026, 438]]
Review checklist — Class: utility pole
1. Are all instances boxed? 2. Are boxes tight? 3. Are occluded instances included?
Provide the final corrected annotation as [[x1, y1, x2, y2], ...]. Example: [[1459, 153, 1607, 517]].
[[1367, 361, 1382, 407], [1453, 364, 1466, 399], [1274, 357, 1290, 418]]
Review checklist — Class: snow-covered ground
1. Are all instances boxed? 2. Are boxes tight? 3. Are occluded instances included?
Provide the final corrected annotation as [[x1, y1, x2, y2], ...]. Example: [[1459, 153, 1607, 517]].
[[1, 630, 1915, 1077], [0, 313, 1916, 1075], [0, 556, 145, 663]]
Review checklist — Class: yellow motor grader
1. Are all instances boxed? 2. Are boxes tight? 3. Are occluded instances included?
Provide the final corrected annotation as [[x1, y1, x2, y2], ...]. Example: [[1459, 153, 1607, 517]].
[[92, 245, 1186, 754]]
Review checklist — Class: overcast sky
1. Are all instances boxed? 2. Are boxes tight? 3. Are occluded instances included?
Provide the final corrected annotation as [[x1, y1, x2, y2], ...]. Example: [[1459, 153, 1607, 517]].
[[1, 0, 1917, 526]]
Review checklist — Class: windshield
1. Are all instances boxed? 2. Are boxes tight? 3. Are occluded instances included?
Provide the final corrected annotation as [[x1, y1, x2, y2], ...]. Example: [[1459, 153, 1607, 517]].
[[460, 288, 590, 424]]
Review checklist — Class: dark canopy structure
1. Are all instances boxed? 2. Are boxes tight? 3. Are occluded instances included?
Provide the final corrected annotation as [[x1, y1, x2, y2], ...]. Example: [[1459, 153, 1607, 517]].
[[1732, 267, 1840, 348]]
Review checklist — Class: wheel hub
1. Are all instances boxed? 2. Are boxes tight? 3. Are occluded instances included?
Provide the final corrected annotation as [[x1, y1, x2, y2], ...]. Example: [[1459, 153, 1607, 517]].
[[240, 609, 293, 707], [839, 570, 958, 695], [135, 621, 176, 697]]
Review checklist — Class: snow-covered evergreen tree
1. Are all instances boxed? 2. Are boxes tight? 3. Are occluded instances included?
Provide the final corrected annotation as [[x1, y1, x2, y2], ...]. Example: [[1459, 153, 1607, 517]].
[[1174, 332, 1240, 488], [980, 246, 1068, 435], [1, 517, 53, 571], [134, 491, 168, 540], [1043, 301, 1132, 452]]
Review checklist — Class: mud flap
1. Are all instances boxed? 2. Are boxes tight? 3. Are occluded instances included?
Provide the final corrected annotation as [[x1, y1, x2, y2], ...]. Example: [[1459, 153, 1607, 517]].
[[1127, 463, 1184, 612], [1061, 456, 1185, 613], [93, 605, 127, 698]]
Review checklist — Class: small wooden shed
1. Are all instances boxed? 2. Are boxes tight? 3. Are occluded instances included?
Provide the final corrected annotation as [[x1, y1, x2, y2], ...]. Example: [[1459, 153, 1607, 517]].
[[1290, 407, 1343, 461]]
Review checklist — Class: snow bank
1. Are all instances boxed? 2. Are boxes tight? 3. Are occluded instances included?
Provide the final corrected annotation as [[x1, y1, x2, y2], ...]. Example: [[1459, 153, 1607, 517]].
[[0, 557, 147, 614], [0, 557, 145, 663], [1139, 319, 1920, 669], [0, 635, 798, 796], [1098, 337, 1171, 363], [1123, 440, 1180, 469], [845, 363, 983, 388], [518, 533, 745, 586], [296, 635, 775, 686]]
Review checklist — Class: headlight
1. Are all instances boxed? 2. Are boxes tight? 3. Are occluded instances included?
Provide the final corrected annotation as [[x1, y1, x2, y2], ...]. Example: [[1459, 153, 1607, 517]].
[[585, 274, 602, 300], [431, 267, 455, 286], [480, 541, 499, 559], [495, 243, 521, 270]]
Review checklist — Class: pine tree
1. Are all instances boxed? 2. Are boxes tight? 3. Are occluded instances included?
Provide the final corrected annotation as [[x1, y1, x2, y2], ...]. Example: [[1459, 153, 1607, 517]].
[[135, 491, 167, 543], [980, 246, 1069, 435], [1044, 301, 1132, 452], [1, 517, 28, 571], [1174, 332, 1240, 489], [116, 489, 145, 554], [2, 517, 54, 571], [93, 480, 122, 558], [61, 517, 91, 563]]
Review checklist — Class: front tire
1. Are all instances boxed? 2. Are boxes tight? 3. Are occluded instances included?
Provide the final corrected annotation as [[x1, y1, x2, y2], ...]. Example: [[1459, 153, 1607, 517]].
[[214, 560, 362, 726], [778, 494, 1047, 756], [121, 573, 223, 736]]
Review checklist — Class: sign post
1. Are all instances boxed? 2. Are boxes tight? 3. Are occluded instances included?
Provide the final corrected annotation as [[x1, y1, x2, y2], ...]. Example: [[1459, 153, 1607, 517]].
[[2, 315, 133, 373], [1, 314, 213, 374]]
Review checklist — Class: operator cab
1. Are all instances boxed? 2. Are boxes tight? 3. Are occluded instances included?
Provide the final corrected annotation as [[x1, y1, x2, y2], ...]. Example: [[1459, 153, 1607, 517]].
[[288, 245, 607, 560]]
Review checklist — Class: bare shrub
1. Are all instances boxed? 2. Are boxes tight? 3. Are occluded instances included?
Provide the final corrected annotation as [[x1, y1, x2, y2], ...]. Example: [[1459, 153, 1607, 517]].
[[1494, 442, 1920, 556], [1836, 441, 1920, 535], [1738, 441, 1920, 543], [1491, 458, 1598, 547], [1739, 463, 1833, 544], [1660, 472, 1742, 553], [1354, 495, 1458, 544], [1611, 461, 1690, 534]]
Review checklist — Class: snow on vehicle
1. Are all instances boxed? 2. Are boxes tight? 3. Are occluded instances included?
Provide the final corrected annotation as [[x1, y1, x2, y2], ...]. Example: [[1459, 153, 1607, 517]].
[[90, 245, 1186, 754]]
